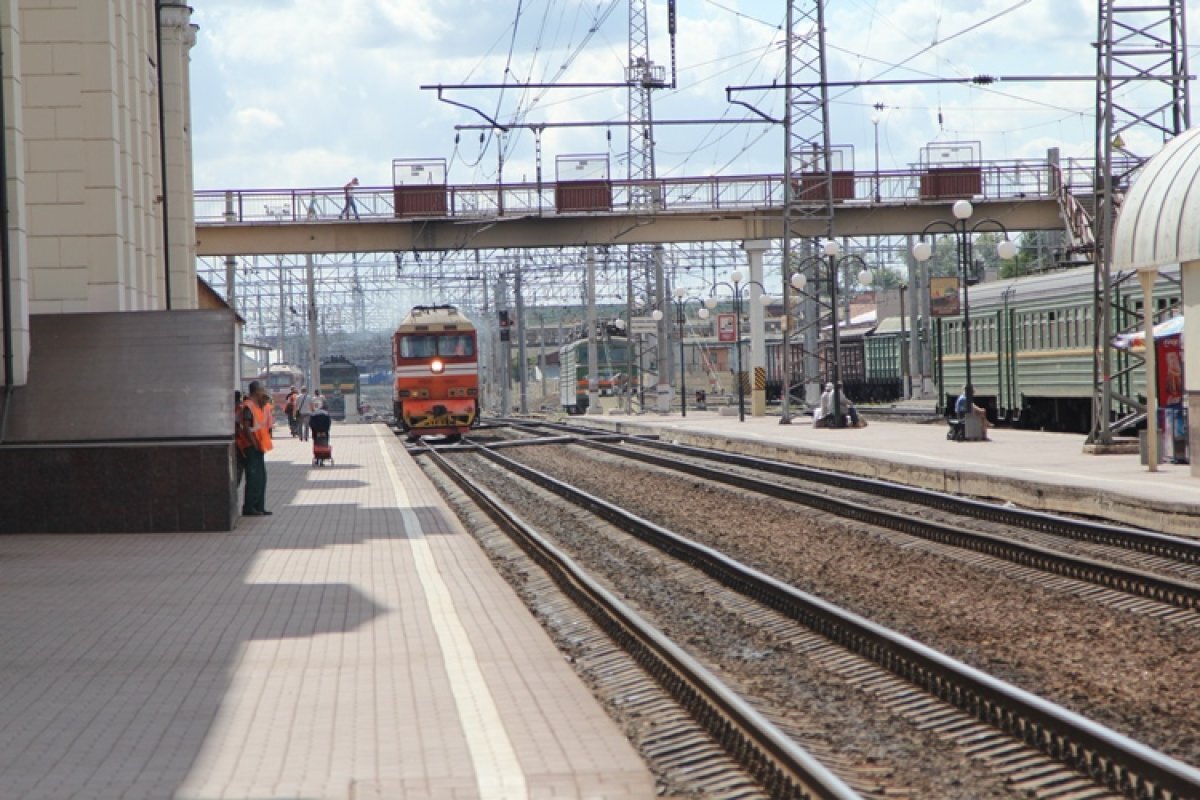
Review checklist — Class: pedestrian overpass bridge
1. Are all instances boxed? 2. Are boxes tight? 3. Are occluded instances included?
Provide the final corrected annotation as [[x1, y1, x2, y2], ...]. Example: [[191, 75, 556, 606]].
[[194, 158, 1091, 257]]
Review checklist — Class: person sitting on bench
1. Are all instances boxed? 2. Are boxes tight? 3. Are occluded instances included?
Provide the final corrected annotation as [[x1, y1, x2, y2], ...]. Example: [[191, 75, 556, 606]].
[[816, 382, 864, 428], [954, 384, 990, 440]]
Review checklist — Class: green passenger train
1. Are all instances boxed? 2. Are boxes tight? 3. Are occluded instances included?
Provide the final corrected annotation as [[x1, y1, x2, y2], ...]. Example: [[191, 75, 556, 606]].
[[761, 263, 1179, 433], [926, 263, 1178, 432]]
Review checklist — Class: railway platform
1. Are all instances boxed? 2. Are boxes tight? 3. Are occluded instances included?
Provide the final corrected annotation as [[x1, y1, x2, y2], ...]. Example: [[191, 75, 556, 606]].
[[0, 425, 655, 800], [568, 409, 1200, 538]]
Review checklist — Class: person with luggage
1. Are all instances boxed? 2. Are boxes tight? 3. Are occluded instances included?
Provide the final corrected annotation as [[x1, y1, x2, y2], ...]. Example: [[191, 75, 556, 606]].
[[954, 384, 990, 440], [309, 405, 333, 466]]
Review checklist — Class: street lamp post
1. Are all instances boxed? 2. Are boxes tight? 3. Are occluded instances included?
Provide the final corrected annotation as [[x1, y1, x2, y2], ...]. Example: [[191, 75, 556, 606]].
[[706, 271, 771, 422], [616, 290, 655, 414], [912, 199, 1017, 418], [652, 286, 707, 417], [791, 240, 874, 428]]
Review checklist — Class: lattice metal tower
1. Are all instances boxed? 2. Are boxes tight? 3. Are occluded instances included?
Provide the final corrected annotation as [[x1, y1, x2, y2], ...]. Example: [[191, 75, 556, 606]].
[[780, 0, 836, 422], [1089, 0, 1190, 445], [625, 0, 668, 404], [625, 0, 663, 201]]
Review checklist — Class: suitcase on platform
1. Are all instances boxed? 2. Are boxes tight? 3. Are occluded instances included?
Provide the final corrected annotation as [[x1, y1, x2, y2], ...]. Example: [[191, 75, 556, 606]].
[[312, 432, 333, 466]]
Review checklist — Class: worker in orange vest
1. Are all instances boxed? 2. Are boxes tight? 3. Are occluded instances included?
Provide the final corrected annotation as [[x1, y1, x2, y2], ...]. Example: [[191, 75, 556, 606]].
[[240, 380, 274, 516]]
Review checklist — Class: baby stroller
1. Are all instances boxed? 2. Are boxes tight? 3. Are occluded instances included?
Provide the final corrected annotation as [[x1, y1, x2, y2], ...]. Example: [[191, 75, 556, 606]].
[[309, 409, 333, 466]]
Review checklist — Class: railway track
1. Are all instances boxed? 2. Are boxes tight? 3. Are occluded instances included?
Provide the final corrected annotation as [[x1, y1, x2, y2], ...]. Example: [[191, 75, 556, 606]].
[[414, 434, 1200, 799], [498, 420, 1200, 618], [417, 441, 858, 799]]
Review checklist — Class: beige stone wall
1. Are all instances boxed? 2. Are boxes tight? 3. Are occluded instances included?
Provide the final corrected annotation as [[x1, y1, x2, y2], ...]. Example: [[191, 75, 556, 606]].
[[160, 1, 196, 309], [19, 0, 195, 315], [1, 1, 196, 386]]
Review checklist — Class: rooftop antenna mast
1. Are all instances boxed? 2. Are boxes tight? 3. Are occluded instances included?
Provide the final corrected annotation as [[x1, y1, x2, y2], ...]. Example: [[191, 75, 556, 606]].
[[1089, 0, 1190, 445]]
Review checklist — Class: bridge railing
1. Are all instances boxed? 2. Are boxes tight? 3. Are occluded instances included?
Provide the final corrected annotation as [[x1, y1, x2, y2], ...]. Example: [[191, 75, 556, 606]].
[[195, 158, 1096, 225]]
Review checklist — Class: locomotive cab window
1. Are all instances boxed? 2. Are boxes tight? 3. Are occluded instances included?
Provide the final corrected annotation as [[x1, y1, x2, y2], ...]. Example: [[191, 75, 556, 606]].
[[439, 335, 475, 357], [399, 336, 438, 358]]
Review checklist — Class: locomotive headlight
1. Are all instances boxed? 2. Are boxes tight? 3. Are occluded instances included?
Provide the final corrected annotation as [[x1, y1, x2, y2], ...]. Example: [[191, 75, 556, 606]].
[[430, 359, 445, 374]]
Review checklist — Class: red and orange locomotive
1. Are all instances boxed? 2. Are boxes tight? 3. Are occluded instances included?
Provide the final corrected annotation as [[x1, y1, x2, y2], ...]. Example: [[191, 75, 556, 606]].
[[392, 305, 480, 441]]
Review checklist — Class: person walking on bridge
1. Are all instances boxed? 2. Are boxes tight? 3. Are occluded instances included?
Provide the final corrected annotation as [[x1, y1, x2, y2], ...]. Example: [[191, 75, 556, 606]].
[[339, 177, 361, 220]]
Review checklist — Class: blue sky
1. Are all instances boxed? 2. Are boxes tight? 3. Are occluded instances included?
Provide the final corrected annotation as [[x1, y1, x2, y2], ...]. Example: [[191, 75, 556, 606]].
[[188, 0, 1180, 193]]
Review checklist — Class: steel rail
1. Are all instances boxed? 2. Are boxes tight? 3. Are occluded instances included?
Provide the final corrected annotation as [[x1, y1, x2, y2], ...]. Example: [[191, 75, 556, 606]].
[[524, 420, 1200, 566], [571, 435, 1200, 611], [465, 442, 1200, 799], [416, 441, 862, 800]]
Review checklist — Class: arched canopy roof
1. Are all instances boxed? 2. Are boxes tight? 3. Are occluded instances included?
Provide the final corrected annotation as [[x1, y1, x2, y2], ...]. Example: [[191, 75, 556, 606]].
[[1112, 126, 1200, 270]]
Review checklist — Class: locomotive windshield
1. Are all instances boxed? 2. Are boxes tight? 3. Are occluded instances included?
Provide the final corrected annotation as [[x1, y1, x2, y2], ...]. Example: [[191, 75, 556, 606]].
[[399, 334, 475, 358]]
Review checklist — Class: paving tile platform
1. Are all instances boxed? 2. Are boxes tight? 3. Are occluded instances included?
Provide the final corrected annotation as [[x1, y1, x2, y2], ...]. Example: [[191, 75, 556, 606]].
[[0, 425, 655, 800]]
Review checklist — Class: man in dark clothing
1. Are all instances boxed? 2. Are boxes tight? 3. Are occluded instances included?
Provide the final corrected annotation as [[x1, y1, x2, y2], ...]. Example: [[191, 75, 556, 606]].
[[234, 390, 247, 488]]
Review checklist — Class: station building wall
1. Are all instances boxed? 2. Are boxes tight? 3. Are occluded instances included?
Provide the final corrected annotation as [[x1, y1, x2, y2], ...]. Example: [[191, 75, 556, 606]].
[[2, 0, 198, 388]]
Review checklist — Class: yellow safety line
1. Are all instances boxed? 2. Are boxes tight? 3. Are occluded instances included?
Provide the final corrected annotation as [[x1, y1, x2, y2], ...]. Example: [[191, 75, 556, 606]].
[[375, 428, 529, 799]]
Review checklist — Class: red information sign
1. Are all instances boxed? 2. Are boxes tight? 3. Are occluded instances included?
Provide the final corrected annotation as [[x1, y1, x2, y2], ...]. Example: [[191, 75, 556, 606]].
[[1158, 334, 1184, 407], [717, 313, 737, 343]]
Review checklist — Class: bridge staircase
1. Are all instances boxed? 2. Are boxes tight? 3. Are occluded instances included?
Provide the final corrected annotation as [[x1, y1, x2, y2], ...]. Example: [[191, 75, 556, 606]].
[[1052, 160, 1098, 271]]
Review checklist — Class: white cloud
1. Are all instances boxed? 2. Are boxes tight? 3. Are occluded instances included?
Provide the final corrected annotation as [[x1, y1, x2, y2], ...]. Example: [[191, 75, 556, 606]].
[[189, 0, 1196, 190], [233, 107, 285, 134]]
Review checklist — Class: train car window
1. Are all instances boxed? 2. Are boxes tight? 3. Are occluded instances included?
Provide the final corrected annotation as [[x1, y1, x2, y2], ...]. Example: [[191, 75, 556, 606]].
[[400, 336, 438, 358]]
